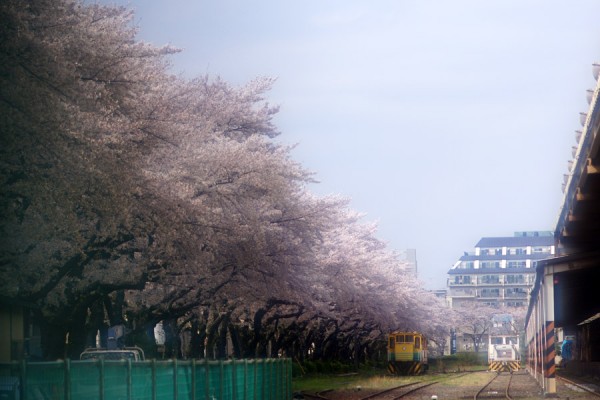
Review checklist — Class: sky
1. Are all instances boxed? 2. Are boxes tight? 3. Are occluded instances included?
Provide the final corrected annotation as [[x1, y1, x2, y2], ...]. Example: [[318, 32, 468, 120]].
[[97, 0, 600, 289]]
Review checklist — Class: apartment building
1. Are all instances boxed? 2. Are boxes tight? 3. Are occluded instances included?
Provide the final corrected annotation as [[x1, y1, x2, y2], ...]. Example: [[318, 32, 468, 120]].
[[447, 231, 555, 308]]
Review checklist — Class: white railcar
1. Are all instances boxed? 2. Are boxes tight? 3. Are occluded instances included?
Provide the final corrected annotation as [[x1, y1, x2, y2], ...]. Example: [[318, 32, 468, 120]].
[[488, 334, 520, 372]]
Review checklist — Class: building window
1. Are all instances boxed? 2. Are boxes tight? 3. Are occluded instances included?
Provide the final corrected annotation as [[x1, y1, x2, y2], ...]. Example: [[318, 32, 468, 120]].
[[481, 248, 502, 255], [509, 248, 527, 255], [481, 288, 500, 298], [533, 246, 550, 254], [454, 275, 472, 285], [457, 261, 474, 269], [505, 287, 527, 298], [481, 261, 500, 269], [451, 288, 474, 296], [507, 261, 526, 269], [479, 275, 500, 284], [505, 274, 525, 284]]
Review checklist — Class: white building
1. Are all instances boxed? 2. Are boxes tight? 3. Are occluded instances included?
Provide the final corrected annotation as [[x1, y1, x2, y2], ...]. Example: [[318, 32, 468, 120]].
[[447, 231, 555, 308], [398, 248, 418, 278]]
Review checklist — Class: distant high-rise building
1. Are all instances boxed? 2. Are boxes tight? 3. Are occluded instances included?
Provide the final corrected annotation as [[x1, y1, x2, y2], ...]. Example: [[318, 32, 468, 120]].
[[447, 232, 555, 308], [398, 248, 418, 278]]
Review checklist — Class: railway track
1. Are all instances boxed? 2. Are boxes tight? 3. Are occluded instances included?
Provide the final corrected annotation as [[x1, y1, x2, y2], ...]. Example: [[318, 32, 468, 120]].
[[358, 372, 479, 400], [357, 381, 435, 400], [557, 374, 600, 397], [300, 378, 440, 400], [301, 370, 547, 399], [474, 371, 513, 400], [299, 391, 331, 399], [301, 372, 474, 400], [299, 389, 336, 399]]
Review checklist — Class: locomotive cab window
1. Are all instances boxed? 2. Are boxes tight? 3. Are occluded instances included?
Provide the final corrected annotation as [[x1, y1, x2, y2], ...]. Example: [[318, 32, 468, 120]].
[[405, 334, 414, 343], [389, 337, 395, 348], [415, 337, 421, 349], [397, 335, 405, 343]]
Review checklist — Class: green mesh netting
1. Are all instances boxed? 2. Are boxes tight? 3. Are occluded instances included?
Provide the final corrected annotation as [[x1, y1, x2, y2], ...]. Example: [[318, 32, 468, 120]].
[[1, 358, 291, 400]]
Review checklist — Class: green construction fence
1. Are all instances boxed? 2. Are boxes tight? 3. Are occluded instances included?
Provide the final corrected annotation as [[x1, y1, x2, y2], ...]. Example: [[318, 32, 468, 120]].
[[0, 358, 292, 400]]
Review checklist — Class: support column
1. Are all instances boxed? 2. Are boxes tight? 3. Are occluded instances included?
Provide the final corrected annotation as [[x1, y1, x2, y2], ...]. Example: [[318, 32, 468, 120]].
[[542, 272, 556, 395]]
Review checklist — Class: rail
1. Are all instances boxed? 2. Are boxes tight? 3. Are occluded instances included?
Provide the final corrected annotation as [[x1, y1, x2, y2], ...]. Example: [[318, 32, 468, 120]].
[[557, 375, 600, 398], [474, 371, 513, 400], [301, 372, 477, 400]]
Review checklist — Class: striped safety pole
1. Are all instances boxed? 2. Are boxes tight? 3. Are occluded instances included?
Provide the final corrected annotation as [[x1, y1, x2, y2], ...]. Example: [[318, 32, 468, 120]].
[[544, 321, 556, 380], [542, 272, 556, 394]]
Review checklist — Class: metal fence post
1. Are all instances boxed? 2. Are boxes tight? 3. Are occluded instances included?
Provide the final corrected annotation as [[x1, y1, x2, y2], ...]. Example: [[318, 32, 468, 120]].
[[231, 359, 236, 400], [21, 360, 27, 400], [278, 359, 282, 400], [219, 360, 224, 400], [283, 359, 287, 399], [192, 358, 196, 400], [152, 359, 157, 400], [261, 359, 266, 400], [288, 358, 292, 398], [64, 359, 71, 400], [173, 358, 178, 400], [243, 360, 248, 400], [284, 359, 288, 400], [127, 359, 132, 400], [99, 358, 105, 400], [270, 359, 274, 400], [204, 358, 210, 400], [252, 359, 258, 400]]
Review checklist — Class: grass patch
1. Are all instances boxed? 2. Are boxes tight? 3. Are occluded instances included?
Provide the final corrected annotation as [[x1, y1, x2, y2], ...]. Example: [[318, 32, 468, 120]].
[[292, 366, 428, 392], [429, 353, 487, 373], [292, 354, 490, 393], [293, 373, 422, 392], [440, 370, 493, 387]]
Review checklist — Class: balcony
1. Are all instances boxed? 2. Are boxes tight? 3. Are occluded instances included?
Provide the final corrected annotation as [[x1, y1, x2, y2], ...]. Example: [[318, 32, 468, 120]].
[[477, 281, 501, 286], [449, 288, 476, 297], [448, 281, 475, 287], [504, 291, 528, 299], [479, 291, 501, 299]]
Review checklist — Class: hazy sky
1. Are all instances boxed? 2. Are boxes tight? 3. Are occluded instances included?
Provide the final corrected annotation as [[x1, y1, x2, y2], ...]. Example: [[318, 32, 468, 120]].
[[98, 0, 600, 288]]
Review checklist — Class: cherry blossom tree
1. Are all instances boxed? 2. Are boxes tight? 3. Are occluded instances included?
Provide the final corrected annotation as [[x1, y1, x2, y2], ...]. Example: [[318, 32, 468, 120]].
[[0, 0, 182, 356], [1, 0, 453, 362], [452, 302, 499, 353]]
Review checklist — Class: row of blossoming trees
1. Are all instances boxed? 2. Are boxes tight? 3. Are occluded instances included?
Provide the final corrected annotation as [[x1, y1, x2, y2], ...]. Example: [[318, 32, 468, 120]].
[[0, 0, 455, 361]]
